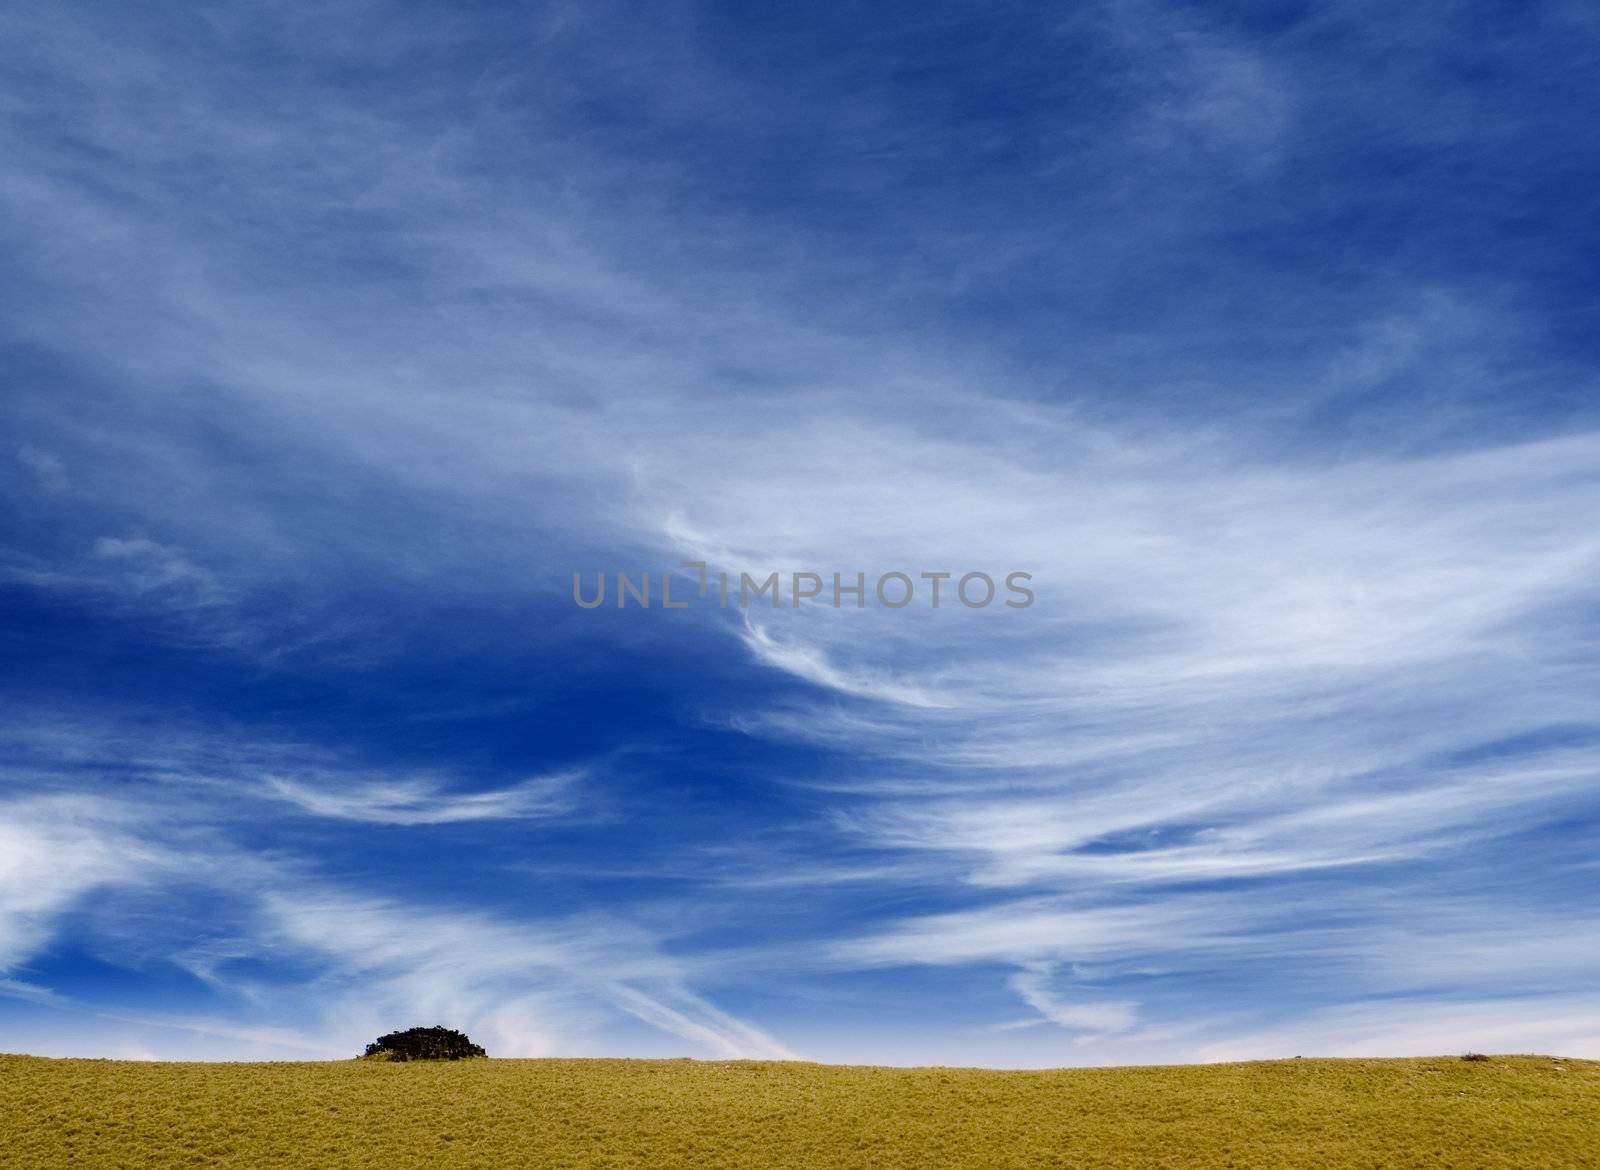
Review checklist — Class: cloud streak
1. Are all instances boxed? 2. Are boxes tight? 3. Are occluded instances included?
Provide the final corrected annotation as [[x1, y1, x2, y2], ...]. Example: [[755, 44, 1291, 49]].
[[264, 770, 581, 826]]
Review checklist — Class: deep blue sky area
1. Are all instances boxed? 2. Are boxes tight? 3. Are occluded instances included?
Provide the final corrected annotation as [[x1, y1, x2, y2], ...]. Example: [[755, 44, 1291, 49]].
[[2, 0, 1599, 1064]]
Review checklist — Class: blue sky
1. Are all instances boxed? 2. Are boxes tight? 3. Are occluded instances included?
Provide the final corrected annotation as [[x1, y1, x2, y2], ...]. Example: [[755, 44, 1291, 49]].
[[2, 0, 1599, 1064]]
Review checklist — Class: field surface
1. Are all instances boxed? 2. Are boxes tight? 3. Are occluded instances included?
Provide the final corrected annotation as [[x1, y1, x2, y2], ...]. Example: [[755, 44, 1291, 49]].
[[2, 1053, 1596, 1168]]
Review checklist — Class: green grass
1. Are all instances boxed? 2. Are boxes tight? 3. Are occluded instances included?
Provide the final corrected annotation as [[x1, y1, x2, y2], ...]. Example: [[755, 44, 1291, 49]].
[[3, 1053, 1596, 1168]]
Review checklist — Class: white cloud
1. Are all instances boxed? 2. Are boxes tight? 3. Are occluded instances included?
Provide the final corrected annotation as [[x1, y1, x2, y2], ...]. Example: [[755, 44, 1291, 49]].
[[261, 892, 796, 1060], [1009, 963, 1138, 1037], [0, 787, 794, 1060], [264, 770, 581, 825], [0, 796, 171, 973], [1188, 996, 1600, 1063]]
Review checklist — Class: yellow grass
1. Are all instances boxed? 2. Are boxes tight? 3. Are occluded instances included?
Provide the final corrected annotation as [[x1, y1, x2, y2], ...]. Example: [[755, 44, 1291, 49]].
[[3, 1052, 1596, 1168]]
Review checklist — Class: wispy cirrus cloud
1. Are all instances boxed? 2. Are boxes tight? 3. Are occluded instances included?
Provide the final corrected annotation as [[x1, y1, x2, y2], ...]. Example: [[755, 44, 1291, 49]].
[[264, 770, 581, 826], [261, 891, 797, 1060], [660, 418, 1600, 1042], [0, 784, 794, 1060], [0, 796, 177, 975]]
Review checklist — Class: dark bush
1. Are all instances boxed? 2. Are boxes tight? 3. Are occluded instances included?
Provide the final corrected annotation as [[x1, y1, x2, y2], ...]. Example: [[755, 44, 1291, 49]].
[[1461, 1052, 1491, 1062], [362, 1026, 487, 1061]]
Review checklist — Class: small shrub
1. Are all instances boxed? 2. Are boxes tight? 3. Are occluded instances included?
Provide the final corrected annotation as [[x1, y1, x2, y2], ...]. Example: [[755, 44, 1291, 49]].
[[361, 1026, 486, 1062], [1462, 1053, 1491, 1062]]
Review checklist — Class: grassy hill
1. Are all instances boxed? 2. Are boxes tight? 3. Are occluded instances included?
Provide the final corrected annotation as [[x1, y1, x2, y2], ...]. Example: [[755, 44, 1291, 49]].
[[3, 1052, 1596, 1168]]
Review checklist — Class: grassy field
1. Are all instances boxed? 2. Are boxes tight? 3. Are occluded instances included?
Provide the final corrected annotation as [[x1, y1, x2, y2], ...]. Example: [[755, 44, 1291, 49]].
[[2, 1052, 1596, 1168]]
